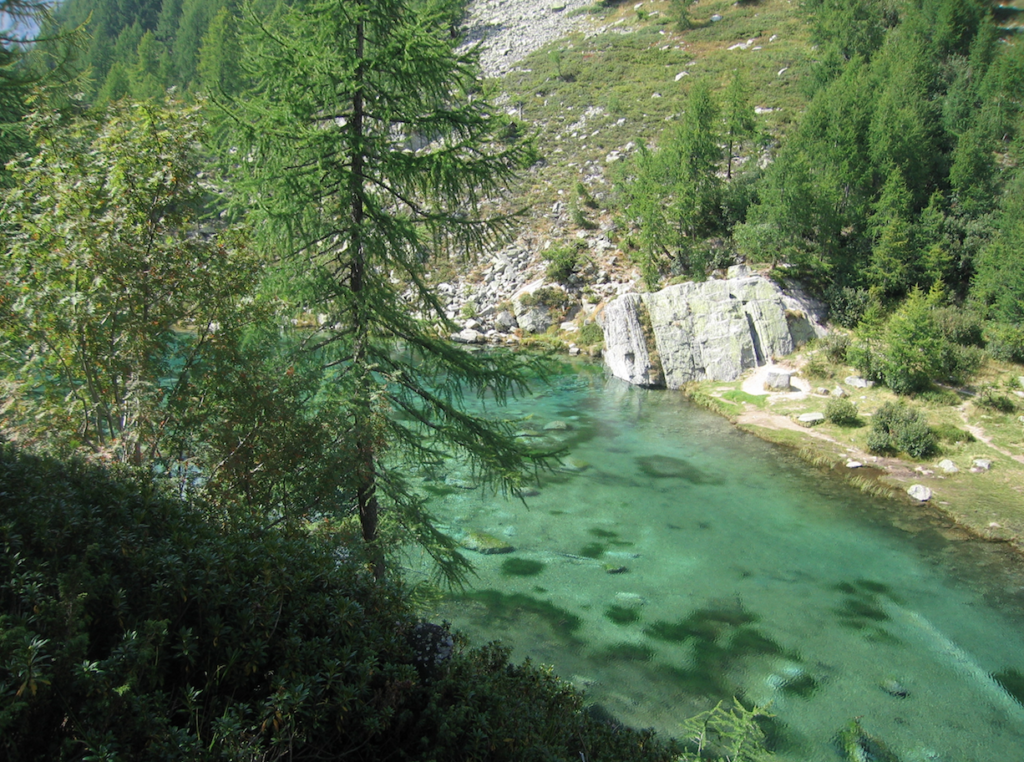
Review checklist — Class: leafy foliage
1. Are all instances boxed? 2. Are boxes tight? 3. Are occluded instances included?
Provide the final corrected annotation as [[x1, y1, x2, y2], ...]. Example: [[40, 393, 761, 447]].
[[0, 443, 686, 762], [867, 401, 937, 458], [824, 398, 860, 426], [1, 99, 257, 464], [544, 242, 588, 284], [617, 80, 729, 287]]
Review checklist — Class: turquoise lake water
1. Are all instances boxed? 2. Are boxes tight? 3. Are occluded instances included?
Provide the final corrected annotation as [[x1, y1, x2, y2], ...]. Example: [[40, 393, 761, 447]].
[[409, 362, 1024, 760]]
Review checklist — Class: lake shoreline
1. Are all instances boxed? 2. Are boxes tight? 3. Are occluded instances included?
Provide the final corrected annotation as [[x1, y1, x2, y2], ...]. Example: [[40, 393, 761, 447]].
[[681, 363, 1024, 558]]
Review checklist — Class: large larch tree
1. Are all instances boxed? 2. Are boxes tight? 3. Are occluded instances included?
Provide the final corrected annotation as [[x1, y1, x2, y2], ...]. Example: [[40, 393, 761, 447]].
[[224, 0, 553, 581]]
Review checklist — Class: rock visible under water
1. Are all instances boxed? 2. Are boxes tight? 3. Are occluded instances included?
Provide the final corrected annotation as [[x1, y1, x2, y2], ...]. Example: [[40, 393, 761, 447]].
[[880, 678, 909, 698], [837, 718, 901, 762], [461, 531, 515, 554]]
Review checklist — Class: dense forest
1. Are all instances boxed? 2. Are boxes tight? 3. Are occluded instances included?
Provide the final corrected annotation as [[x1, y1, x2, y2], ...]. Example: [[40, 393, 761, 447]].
[[613, 0, 1024, 379], [1, 0, 1022, 758]]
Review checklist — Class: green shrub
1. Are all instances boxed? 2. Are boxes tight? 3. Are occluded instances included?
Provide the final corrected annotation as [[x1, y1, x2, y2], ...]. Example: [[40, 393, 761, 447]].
[[544, 245, 587, 284], [876, 290, 943, 395], [986, 323, 1024, 364], [820, 332, 851, 364], [939, 343, 984, 383], [824, 285, 870, 328], [519, 286, 570, 310], [893, 419, 940, 458], [866, 427, 896, 454], [867, 401, 937, 458], [933, 422, 976, 444], [577, 321, 604, 347], [917, 387, 963, 406], [932, 306, 985, 347], [845, 341, 877, 381], [0, 445, 685, 762], [976, 387, 1018, 413], [824, 398, 860, 426], [804, 355, 835, 379]]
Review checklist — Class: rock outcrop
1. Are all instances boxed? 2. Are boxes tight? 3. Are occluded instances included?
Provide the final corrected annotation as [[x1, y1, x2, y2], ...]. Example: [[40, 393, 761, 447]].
[[600, 266, 827, 388], [597, 294, 663, 387]]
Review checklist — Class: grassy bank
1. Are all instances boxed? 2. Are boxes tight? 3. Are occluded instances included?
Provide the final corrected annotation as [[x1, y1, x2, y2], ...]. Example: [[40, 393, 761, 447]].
[[684, 349, 1024, 553]]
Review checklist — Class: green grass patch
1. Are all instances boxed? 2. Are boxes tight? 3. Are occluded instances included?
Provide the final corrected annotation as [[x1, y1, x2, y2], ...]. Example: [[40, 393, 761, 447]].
[[721, 389, 769, 408]]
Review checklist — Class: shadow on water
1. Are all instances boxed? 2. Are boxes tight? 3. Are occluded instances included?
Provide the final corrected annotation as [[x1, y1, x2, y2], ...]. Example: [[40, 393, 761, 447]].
[[832, 580, 904, 645], [635, 454, 725, 485], [419, 359, 1024, 760], [454, 589, 584, 645]]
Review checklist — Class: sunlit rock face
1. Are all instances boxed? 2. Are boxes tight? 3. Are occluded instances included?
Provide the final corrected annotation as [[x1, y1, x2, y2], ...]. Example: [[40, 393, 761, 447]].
[[600, 266, 827, 389], [597, 293, 663, 388]]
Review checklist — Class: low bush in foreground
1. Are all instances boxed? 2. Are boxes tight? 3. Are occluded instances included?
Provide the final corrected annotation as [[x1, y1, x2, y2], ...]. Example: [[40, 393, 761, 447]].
[[0, 444, 688, 762]]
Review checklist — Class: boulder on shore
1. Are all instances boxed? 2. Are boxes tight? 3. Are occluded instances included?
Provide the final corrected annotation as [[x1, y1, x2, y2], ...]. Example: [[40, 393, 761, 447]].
[[907, 484, 932, 502]]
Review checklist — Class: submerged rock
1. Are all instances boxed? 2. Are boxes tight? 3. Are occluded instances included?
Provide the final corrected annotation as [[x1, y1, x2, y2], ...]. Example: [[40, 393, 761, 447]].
[[635, 455, 722, 484], [461, 531, 515, 554], [613, 592, 646, 607], [837, 718, 901, 762], [880, 677, 909, 698]]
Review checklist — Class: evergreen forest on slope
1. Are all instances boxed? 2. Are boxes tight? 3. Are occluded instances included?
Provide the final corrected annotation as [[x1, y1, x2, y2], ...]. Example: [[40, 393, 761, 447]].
[[1, 0, 1023, 758]]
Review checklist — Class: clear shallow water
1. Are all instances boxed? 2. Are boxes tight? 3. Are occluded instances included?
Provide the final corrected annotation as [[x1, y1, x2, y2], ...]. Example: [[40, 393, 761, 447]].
[[408, 363, 1024, 761]]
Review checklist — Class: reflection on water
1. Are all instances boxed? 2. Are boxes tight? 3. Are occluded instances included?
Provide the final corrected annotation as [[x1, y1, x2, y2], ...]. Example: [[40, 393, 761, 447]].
[[408, 364, 1024, 761]]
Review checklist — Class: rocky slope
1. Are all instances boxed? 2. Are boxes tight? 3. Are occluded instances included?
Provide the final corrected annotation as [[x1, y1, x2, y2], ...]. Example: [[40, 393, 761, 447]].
[[464, 0, 595, 77], [448, 1, 830, 377]]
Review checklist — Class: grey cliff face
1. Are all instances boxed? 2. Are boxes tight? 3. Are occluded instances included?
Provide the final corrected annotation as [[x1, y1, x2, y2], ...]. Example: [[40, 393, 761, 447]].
[[598, 294, 662, 387], [601, 267, 827, 388]]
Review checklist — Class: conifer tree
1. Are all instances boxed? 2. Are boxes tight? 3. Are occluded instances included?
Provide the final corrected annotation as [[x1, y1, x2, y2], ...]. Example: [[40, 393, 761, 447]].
[[223, 0, 551, 581], [723, 71, 755, 179]]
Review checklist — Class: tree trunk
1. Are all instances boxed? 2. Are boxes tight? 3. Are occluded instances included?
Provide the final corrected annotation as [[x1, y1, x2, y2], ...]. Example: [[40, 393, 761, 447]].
[[348, 17, 384, 580]]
